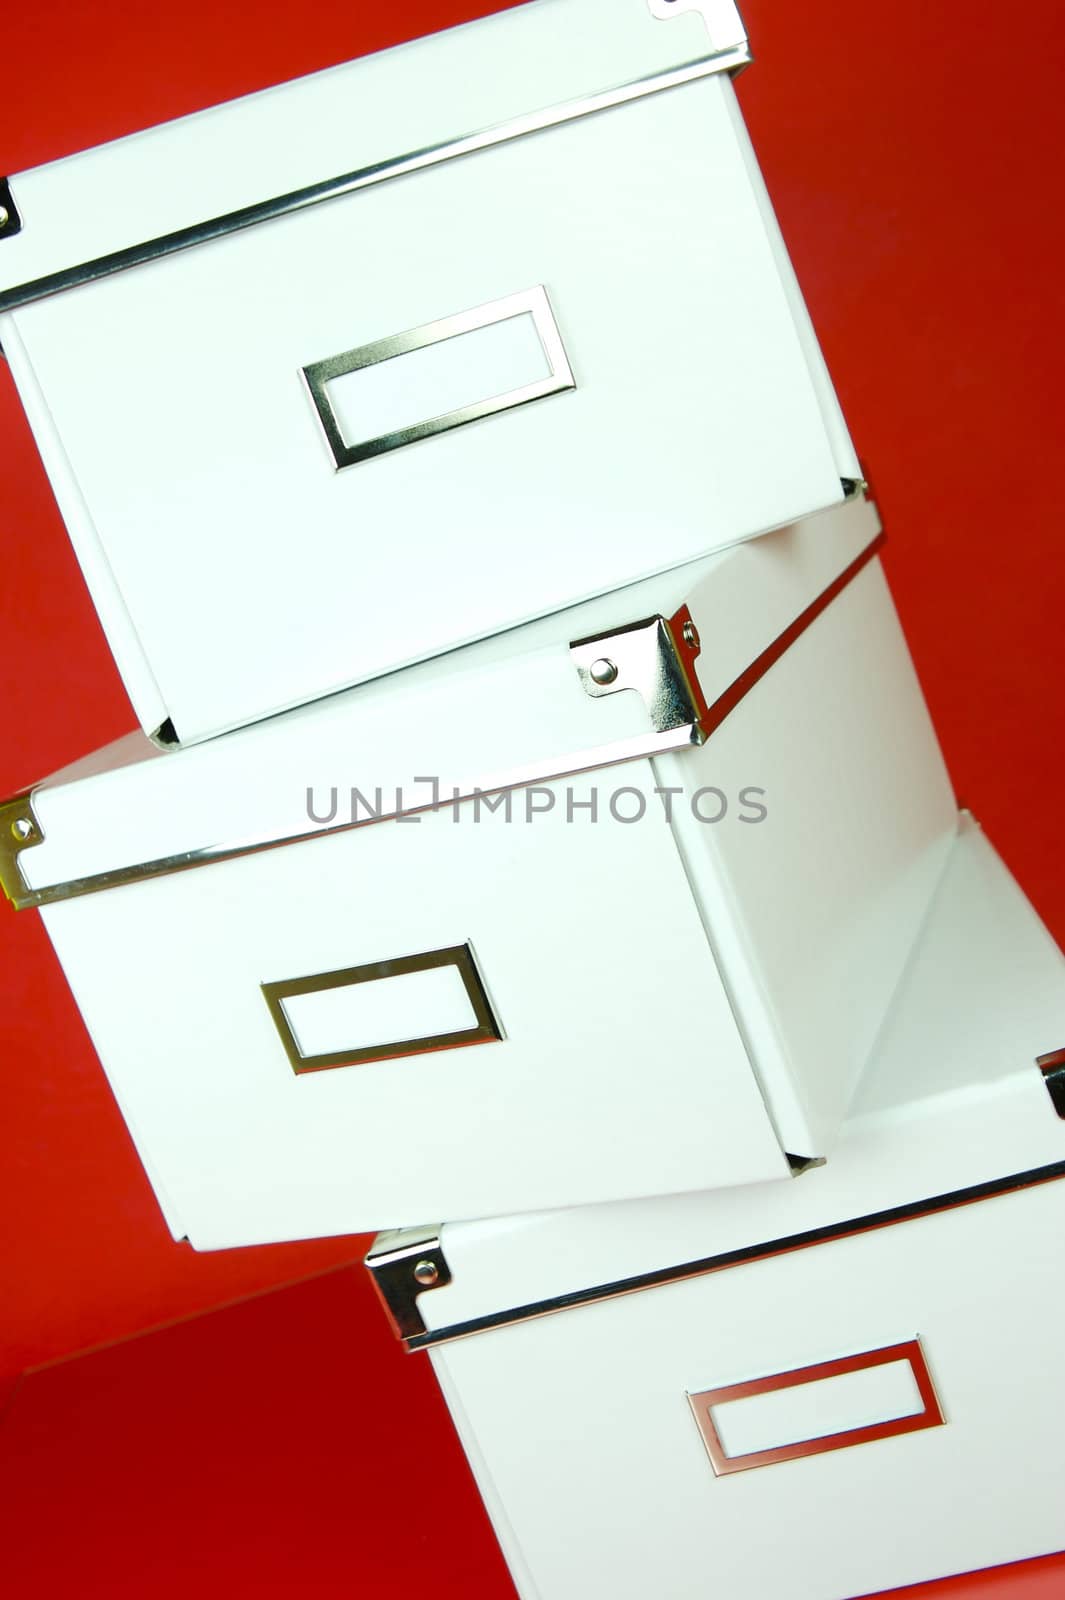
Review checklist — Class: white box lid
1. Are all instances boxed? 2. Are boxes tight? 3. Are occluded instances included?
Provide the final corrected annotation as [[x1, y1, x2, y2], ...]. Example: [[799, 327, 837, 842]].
[[3, 493, 881, 901], [0, 0, 747, 304], [0, 0, 861, 746]]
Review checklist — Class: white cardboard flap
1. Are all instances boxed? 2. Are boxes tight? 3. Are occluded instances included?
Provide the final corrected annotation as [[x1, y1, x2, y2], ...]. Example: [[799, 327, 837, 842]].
[[0, 0, 739, 299], [418, 819, 1065, 1335]]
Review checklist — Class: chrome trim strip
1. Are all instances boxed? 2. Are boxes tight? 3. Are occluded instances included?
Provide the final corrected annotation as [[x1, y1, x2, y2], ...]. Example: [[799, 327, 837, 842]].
[[0, 46, 750, 316], [697, 533, 885, 739], [403, 1159, 1065, 1350]]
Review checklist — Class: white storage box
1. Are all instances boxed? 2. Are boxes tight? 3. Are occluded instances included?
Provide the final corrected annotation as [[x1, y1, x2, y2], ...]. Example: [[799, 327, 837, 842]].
[[385, 817, 1065, 1600], [0, 0, 858, 745], [0, 493, 953, 1243]]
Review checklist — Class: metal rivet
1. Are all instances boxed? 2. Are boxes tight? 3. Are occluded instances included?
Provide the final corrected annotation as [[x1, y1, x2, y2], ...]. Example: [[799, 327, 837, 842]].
[[0, 207, 9, 230], [589, 658, 619, 686], [11, 817, 33, 842], [413, 1259, 439, 1287], [682, 620, 700, 650]]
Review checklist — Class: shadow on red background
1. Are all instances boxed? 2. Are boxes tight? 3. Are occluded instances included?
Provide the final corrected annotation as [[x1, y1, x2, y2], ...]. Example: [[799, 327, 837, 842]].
[[1, 1, 1063, 1593], [2, 1266, 1064, 1599]]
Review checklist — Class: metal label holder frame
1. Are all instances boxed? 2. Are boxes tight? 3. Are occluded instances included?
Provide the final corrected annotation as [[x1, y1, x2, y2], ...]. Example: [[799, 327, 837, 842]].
[[687, 1339, 944, 1476], [261, 942, 502, 1074], [302, 286, 575, 470]]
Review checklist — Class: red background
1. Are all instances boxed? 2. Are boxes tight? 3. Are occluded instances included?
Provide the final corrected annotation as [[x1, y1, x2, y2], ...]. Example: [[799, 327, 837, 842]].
[[1, 0, 1063, 1593]]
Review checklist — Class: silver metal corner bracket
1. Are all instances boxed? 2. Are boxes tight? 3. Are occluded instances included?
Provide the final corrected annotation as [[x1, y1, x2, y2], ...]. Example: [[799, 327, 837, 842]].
[[571, 507, 887, 754], [0, 791, 44, 910], [571, 605, 711, 744], [365, 1226, 452, 1345]]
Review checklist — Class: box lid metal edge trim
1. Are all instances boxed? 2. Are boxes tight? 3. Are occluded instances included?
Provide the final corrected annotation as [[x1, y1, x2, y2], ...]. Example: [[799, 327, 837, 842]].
[[0, 513, 881, 911], [370, 1158, 1065, 1352], [0, 519, 881, 913], [0, 38, 751, 316]]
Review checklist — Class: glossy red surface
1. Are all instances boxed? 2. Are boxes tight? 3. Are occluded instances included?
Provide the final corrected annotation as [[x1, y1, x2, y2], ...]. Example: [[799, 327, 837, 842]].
[[1, 1, 1063, 1592], [0, 1267, 516, 1599], [2, 1267, 1063, 1599]]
